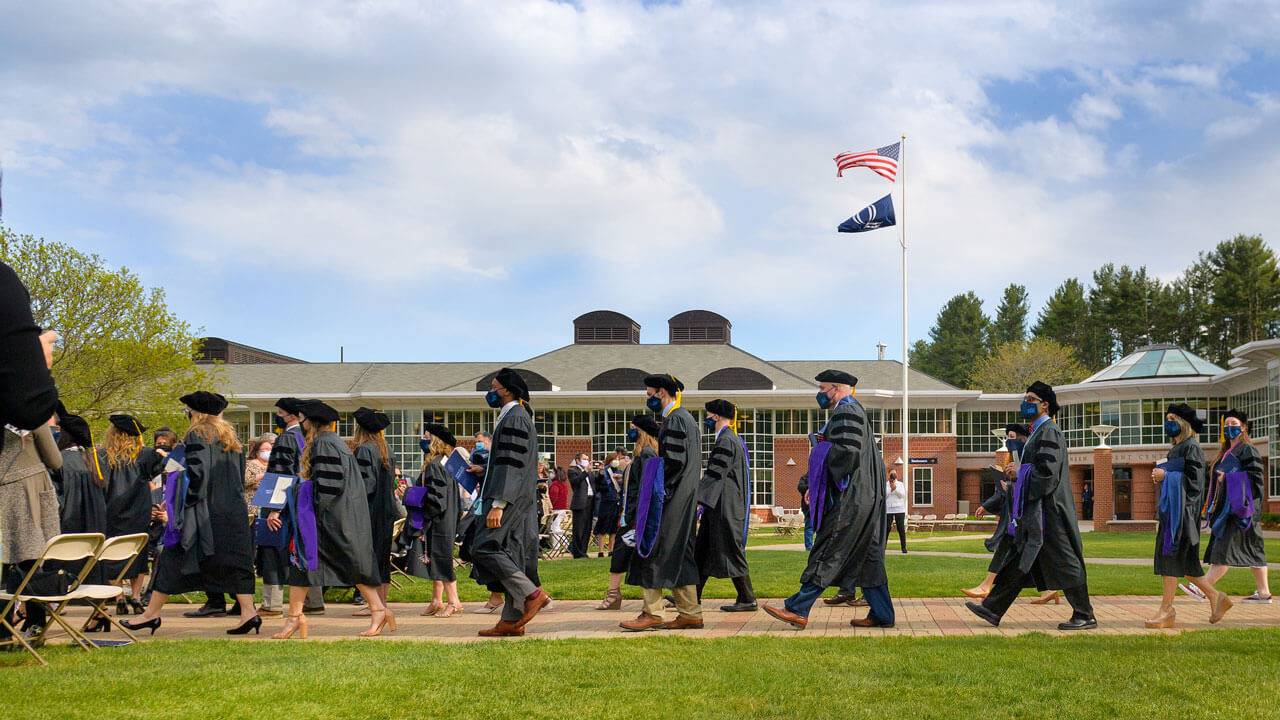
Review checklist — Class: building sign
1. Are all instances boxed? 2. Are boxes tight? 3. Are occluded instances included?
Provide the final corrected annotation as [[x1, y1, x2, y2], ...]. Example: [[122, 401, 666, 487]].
[[909, 457, 937, 465]]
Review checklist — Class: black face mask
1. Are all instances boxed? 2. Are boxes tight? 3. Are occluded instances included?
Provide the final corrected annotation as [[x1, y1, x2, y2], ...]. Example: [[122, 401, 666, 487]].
[[273, 415, 287, 430]]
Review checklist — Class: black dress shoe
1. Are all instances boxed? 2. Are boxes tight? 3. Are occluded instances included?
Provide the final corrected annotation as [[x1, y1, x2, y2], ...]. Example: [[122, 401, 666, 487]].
[[965, 601, 1001, 627], [120, 617, 162, 635], [1057, 616, 1098, 631], [183, 606, 227, 618], [720, 602, 758, 612], [226, 615, 262, 635]]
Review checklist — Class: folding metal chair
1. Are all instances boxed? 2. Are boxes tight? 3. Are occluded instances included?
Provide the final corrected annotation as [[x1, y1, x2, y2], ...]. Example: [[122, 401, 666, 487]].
[[55, 533, 150, 643], [0, 533, 105, 665], [388, 518, 417, 589]]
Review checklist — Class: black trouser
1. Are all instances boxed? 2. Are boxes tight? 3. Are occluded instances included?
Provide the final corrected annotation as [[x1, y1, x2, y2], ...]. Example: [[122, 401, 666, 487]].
[[696, 574, 756, 604], [3, 561, 47, 633], [982, 563, 1093, 620], [571, 508, 592, 557], [885, 512, 907, 552]]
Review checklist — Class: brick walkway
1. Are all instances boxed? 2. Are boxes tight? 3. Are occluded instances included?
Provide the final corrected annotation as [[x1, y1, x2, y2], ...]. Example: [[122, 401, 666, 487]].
[[51, 595, 1278, 645]]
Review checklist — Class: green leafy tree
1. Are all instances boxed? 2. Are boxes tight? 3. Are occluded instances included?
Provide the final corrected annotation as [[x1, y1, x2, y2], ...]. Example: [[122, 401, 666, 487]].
[[0, 225, 221, 433], [989, 283, 1029, 350], [1199, 234, 1280, 364], [909, 292, 990, 388], [1032, 278, 1101, 370], [969, 339, 1090, 393]]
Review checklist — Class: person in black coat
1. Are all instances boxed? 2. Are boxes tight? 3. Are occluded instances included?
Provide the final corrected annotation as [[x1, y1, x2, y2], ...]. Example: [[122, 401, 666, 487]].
[[1202, 409, 1271, 611], [596, 416, 659, 610], [567, 451, 594, 558], [0, 262, 60, 449]]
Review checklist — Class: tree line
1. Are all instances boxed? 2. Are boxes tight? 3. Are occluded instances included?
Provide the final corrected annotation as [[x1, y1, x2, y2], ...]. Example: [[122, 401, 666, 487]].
[[910, 234, 1280, 391]]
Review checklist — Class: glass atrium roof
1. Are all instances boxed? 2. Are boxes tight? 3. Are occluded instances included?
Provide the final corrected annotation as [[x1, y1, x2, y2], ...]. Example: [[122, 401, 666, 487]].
[[1082, 344, 1226, 383]]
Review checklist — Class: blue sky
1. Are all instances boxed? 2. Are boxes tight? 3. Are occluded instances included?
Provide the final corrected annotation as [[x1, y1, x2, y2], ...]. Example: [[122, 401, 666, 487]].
[[2, 0, 1278, 364]]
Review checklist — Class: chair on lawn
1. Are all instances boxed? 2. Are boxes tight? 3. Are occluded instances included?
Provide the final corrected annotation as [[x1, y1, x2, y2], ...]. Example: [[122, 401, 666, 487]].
[[388, 518, 417, 589], [540, 510, 571, 559], [921, 514, 938, 534], [941, 513, 957, 531], [772, 506, 792, 535], [907, 513, 924, 533], [0, 533, 105, 665], [52, 533, 150, 643]]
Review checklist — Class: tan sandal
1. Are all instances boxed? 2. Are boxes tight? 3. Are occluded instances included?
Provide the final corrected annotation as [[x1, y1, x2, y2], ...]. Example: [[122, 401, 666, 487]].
[[437, 603, 463, 618], [596, 588, 622, 610], [421, 602, 444, 616]]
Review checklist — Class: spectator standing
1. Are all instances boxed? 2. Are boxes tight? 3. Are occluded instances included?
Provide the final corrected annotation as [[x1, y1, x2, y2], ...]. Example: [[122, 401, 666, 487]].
[[884, 470, 908, 554]]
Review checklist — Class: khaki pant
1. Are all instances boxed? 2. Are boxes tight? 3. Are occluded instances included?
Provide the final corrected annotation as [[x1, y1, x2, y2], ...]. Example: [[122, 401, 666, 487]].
[[642, 585, 702, 620]]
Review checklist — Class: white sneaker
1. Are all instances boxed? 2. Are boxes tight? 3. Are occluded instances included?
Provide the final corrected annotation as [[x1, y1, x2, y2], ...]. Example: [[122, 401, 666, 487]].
[[1241, 591, 1273, 604], [1178, 583, 1207, 601]]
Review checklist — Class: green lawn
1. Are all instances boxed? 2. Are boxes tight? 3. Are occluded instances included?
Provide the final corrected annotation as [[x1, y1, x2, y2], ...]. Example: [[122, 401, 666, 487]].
[[4, 630, 1277, 718], [361, 549, 1268, 604], [910, 530, 1280, 562]]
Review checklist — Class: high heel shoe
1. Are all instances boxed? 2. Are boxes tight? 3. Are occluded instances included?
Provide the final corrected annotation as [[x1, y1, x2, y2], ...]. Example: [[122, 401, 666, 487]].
[[227, 615, 263, 635], [1030, 591, 1060, 605], [128, 597, 147, 615], [120, 616, 162, 635], [84, 614, 112, 633], [960, 587, 990, 599], [272, 614, 308, 640], [1144, 606, 1176, 629], [421, 601, 443, 616], [596, 588, 623, 610], [1210, 593, 1233, 624], [437, 603, 463, 618], [360, 609, 396, 637], [116, 598, 130, 616]]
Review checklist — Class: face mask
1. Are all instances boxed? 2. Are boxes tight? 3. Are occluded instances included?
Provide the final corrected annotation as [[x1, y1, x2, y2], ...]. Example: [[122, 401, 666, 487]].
[[273, 415, 287, 430], [703, 416, 717, 432], [646, 395, 663, 412], [626, 428, 639, 443], [610, 459, 621, 469], [815, 390, 831, 410], [51, 428, 61, 443], [1005, 438, 1024, 456], [1164, 420, 1182, 438], [485, 390, 503, 408], [1019, 400, 1039, 419], [1224, 425, 1242, 440], [419, 438, 432, 453], [474, 441, 485, 450], [258, 450, 271, 462]]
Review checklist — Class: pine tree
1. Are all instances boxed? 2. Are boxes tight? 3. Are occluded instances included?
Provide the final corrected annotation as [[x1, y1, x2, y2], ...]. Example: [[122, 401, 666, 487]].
[[909, 292, 990, 388]]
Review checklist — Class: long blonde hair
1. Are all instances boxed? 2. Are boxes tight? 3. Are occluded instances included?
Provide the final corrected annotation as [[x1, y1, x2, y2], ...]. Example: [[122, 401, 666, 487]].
[[354, 426, 393, 470], [419, 435, 454, 476], [188, 411, 243, 454], [103, 425, 143, 469], [1169, 416, 1194, 446], [632, 429, 657, 458], [300, 419, 334, 480]]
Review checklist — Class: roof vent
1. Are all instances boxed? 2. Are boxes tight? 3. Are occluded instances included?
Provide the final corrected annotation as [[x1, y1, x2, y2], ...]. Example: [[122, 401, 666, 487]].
[[573, 311, 641, 345], [668, 310, 731, 345]]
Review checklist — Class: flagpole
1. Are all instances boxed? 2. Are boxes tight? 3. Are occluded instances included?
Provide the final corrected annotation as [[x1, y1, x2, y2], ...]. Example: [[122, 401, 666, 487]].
[[900, 134, 909, 518]]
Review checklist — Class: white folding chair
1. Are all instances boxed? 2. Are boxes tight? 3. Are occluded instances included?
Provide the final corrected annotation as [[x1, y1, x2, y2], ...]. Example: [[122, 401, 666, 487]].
[[58, 533, 149, 643], [0, 533, 105, 665]]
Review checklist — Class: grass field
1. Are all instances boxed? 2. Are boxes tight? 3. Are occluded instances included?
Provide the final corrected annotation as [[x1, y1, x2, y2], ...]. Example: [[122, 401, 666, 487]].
[[3, 630, 1277, 718], [910, 530, 1280, 562]]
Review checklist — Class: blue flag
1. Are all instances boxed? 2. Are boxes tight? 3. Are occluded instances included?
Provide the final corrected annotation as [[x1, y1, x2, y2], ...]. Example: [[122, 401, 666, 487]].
[[838, 193, 896, 233]]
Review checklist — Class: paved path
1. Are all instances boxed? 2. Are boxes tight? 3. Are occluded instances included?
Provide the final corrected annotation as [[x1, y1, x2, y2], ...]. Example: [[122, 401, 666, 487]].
[[752, 546, 1280, 570], [47, 596, 1278, 646]]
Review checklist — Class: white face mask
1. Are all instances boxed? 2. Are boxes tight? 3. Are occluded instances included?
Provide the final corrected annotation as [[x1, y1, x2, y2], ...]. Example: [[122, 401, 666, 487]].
[[258, 451, 271, 462], [610, 459, 621, 469]]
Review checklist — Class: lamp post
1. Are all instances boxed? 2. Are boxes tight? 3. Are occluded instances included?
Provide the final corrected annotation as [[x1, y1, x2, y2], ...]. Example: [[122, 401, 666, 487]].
[[990, 427, 1007, 453], [1089, 424, 1117, 448]]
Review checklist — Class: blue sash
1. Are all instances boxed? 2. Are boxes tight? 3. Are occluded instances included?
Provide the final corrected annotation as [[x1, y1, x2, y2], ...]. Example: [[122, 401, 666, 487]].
[[161, 445, 188, 549], [634, 457, 665, 559], [1210, 453, 1253, 537], [403, 485, 429, 533], [286, 479, 319, 571], [1156, 457, 1185, 556], [740, 436, 752, 546], [807, 441, 834, 531], [1007, 463, 1034, 538]]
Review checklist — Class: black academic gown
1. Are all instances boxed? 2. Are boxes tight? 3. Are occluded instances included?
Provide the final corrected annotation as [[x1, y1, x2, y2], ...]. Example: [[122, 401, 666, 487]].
[[1203, 441, 1267, 568], [151, 429, 255, 595], [257, 425, 303, 586], [799, 398, 887, 590], [470, 404, 539, 590], [695, 427, 751, 580], [103, 446, 163, 579], [288, 431, 380, 588], [1154, 437, 1207, 577], [980, 482, 1011, 573], [610, 448, 655, 574], [406, 460, 460, 582], [989, 418, 1088, 591], [356, 441, 398, 585], [53, 448, 109, 583], [628, 407, 701, 590]]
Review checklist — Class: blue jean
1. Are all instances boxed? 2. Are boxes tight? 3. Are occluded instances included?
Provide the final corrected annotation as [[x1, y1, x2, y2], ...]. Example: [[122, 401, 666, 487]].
[[803, 515, 814, 550], [785, 582, 894, 624]]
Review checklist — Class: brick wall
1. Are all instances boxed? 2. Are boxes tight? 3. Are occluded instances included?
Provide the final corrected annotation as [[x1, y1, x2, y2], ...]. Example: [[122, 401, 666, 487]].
[[773, 436, 809, 513], [555, 437, 592, 472], [1131, 464, 1157, 521], [880, 435, 958, 514], [958, 469, 984, 509], [1093, 448, 1113, 531]]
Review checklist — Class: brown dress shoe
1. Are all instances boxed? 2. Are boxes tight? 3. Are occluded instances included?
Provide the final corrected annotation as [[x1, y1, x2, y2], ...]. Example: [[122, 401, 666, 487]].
[[762, 604, 807, 630], [661, 616, 704, 630], [822, 593, 855, 606], [478, 620, 525, 637], [619, 612, 666, 631], [515, 589, 551, 629], [850, 616, 894, 628]]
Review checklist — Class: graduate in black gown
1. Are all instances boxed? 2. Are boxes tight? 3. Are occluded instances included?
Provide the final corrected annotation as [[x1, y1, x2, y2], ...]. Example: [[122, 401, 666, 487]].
[[764, 370, 893, 630], [101, 413, 163, 614], [123, 392, 261, 636], [51, 411, 109, 601], [271, 400, 391, 639], [965, 381, 1096, 631], [1145, 403, 1221, 628], [621, 373, 703, 631], [596, 415, 658, 610], [1202, 409, 1271, 611], [257, 397, 306, 617], [695, 399, 756, 612], [470, 369, 550, 637], [401, 423, 463, 617], [962, 423, 1027, 599], [352, 407, 399, 617]]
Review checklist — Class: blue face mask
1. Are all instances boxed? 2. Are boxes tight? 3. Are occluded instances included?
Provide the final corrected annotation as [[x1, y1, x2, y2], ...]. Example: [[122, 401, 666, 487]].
[[1005, 438, 1024, 456], [1019, 400, 1039, 419], [1224, 425, 1242, 440], [51, 428, 61, 443], [703, 416, 716, 433], [485, 390, 502, 408], [474, 441, 485, 450], [1164, 420, 1182, 438], [626, 428, 639, 443], [815, 390, 831, 409], [419, 438, 431, 454], [646, 395, 663, 413]]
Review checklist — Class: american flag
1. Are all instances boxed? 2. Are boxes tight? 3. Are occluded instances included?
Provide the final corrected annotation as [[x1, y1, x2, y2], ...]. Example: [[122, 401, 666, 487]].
[[834, 142, 899, 181]]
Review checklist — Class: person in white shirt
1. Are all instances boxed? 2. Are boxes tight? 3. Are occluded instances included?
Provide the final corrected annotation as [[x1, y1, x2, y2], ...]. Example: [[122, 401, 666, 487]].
[[884, 470, 908, 554]]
